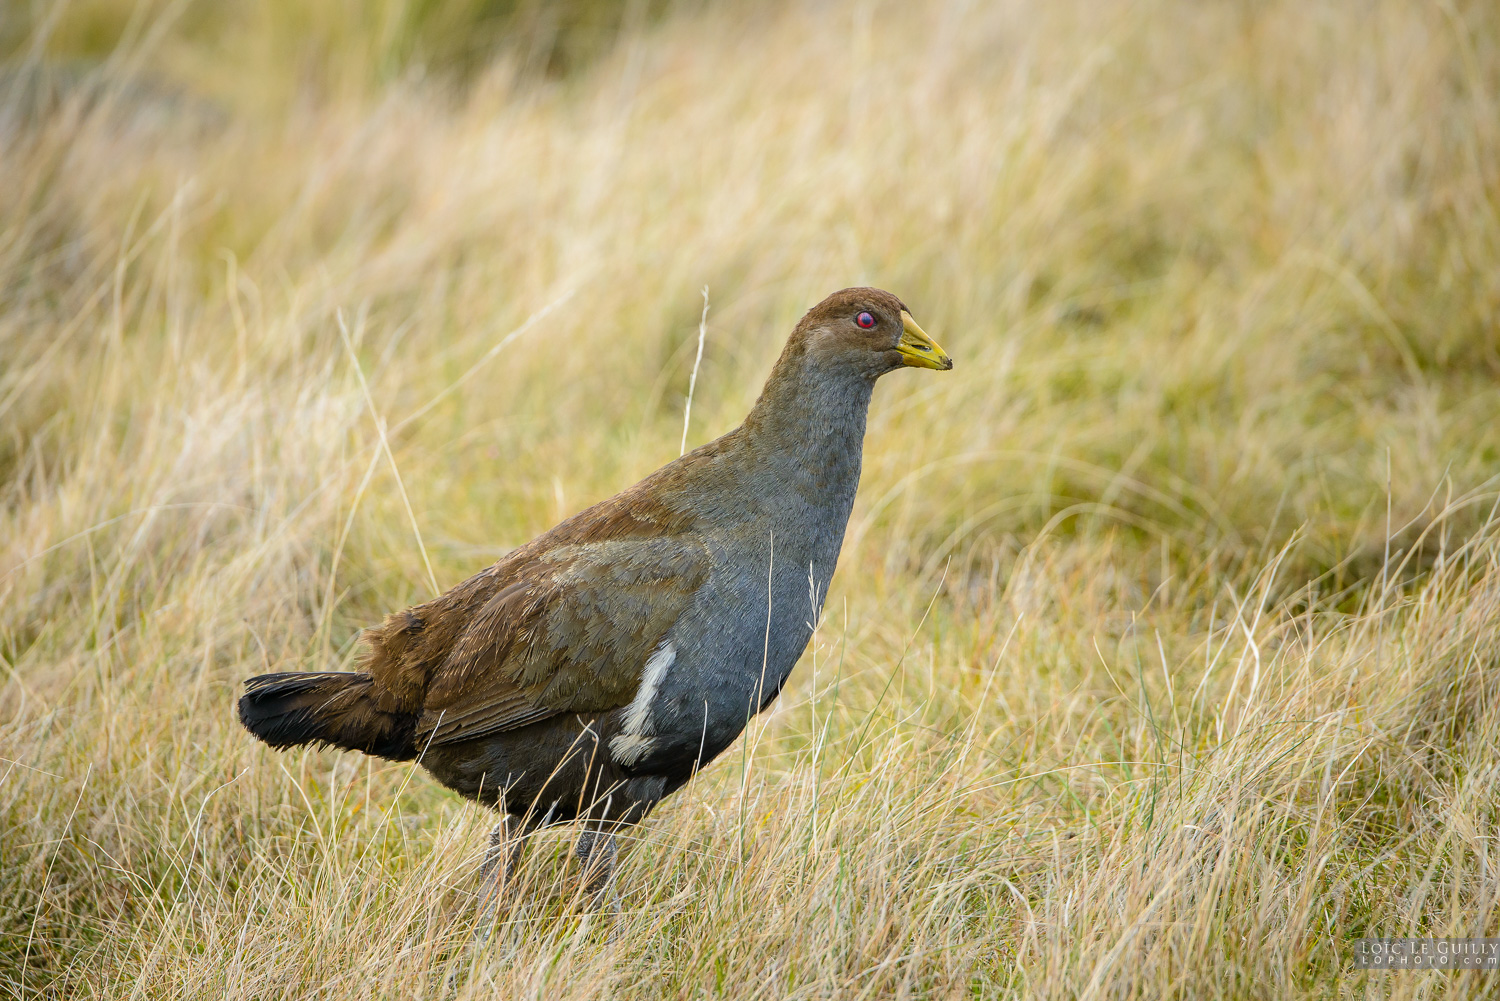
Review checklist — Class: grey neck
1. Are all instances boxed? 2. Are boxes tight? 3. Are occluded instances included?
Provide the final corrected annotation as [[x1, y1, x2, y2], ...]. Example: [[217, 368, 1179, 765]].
[[740, 364, 874, 517]]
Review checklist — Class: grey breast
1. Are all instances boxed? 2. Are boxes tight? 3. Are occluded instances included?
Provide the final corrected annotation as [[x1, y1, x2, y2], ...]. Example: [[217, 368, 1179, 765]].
[[613, 509, 846, 775]]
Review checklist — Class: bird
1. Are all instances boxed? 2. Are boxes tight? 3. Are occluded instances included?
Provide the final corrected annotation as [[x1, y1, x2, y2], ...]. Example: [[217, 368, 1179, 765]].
[[237, 287, 952, 911]]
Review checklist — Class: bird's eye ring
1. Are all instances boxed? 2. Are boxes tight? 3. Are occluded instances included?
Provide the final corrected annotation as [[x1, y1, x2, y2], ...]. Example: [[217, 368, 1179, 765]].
[[855, 311, 876, 328]]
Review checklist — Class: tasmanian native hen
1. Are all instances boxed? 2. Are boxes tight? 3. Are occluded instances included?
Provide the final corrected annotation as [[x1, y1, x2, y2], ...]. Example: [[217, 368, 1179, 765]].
[[238, 287, 953, 909]]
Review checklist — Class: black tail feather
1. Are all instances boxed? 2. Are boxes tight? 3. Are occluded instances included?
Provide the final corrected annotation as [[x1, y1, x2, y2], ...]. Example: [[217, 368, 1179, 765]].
[[238, 672, 417, 761]]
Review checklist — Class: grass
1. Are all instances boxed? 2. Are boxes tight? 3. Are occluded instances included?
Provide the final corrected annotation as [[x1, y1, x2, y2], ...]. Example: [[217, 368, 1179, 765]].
[[3, 0, 1500, 996]]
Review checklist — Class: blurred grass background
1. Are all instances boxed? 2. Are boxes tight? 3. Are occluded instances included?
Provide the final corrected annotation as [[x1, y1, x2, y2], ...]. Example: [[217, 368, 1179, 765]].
[[1, 0, 677, 98], [2, 0, 1499, 997]]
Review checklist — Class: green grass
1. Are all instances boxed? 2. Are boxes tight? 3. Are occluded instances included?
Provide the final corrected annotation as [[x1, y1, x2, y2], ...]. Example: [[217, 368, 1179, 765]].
[[3, 0, 1500, 996]]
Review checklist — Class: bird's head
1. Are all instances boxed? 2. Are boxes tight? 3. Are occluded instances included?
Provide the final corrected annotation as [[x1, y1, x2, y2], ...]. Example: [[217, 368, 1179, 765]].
[[790, 287, 953, 380]]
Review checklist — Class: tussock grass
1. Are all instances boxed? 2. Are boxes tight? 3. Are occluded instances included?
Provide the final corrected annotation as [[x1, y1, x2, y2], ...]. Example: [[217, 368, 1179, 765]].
[[3, 0, 1500, 996]]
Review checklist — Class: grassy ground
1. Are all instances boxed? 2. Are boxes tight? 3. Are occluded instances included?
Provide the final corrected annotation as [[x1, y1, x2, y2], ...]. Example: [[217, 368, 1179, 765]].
[[3, 0, 1500, 996]]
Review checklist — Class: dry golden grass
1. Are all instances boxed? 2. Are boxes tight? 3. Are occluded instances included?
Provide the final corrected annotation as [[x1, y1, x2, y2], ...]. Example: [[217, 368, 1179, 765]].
[[3, 0, 1500, 996]]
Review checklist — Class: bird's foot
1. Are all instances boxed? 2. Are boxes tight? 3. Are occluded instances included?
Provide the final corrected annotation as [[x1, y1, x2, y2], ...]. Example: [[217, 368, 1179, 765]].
[[575, 828, 623, 935], [474, 817, 528, 943]]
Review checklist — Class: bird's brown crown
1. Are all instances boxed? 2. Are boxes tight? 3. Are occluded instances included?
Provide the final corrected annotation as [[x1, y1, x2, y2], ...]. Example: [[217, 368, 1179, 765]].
[[797, 287, 911, 330]]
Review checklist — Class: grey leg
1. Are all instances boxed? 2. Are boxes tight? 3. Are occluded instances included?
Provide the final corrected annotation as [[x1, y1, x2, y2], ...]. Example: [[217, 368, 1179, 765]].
[[574, 829, 621, 912], [480, 817, 528, 885], [476, 816, 528, 937]]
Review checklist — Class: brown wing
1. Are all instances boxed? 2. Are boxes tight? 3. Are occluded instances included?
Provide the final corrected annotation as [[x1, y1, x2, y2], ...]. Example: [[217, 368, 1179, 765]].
[[412, 536, 707, 746]]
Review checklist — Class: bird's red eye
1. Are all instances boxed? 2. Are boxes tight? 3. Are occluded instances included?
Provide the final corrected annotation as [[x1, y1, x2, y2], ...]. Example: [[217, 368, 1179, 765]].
[[855, 311, 876, 328]]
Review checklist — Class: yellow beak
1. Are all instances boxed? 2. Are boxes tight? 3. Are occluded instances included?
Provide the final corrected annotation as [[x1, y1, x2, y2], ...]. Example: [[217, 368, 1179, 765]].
[[895, 311, 953, 371]]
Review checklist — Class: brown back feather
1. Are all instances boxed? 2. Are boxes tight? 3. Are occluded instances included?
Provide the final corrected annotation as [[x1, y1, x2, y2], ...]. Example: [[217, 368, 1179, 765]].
[[359, 474, 708, 743]]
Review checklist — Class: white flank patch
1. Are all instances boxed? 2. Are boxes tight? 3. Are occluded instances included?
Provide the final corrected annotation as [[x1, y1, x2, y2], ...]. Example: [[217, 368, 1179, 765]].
[[610, 640, 675, 766], [609, 732, 654, 767]]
